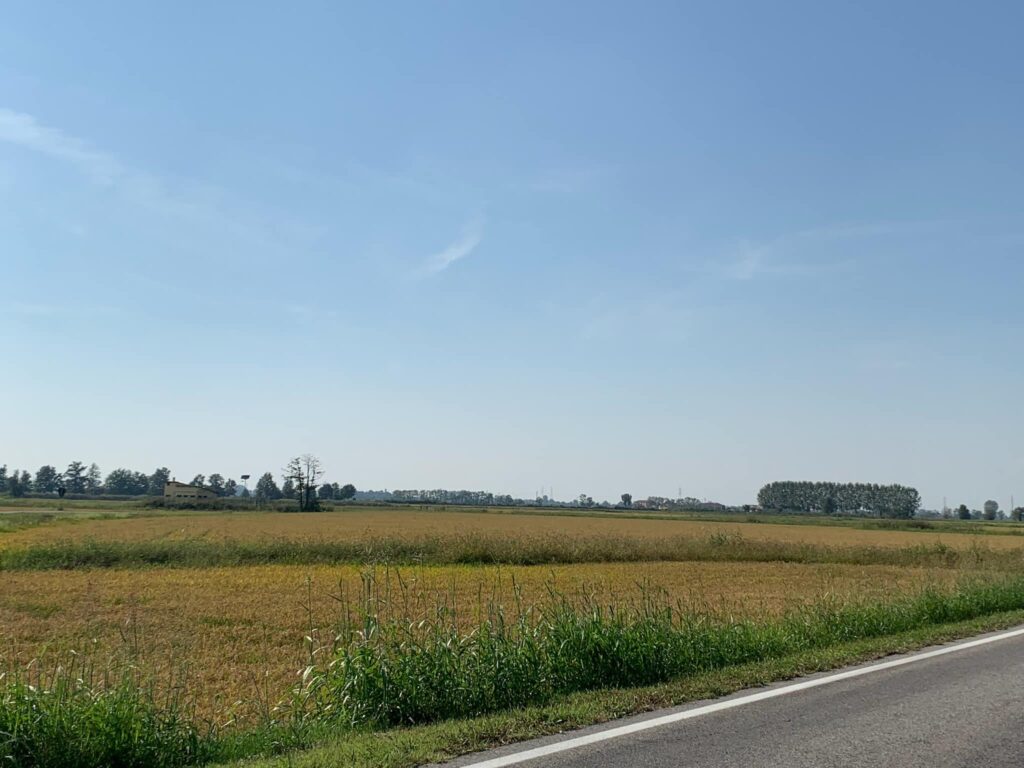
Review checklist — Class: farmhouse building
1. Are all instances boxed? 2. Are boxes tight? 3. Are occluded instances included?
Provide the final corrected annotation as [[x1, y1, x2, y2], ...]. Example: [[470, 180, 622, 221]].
[[163, 480, 217, 501]]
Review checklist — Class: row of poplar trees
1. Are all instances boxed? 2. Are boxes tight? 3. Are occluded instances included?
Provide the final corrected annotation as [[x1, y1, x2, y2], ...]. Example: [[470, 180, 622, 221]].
[[757, 481, 921, 518]]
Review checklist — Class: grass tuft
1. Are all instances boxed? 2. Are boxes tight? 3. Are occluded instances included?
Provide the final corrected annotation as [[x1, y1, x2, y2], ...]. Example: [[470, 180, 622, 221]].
[[0, 664, 211, 768]]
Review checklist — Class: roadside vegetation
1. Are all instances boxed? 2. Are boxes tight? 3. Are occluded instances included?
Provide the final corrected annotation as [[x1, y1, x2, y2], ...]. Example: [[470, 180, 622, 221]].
[[0, 560, 960, 723], [306, 574, 1024, 728], [5, 576, 1024, 767]]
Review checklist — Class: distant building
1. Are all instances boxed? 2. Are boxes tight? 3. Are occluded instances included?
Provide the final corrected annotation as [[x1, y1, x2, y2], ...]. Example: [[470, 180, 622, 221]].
[[163, 481, 217, 501]]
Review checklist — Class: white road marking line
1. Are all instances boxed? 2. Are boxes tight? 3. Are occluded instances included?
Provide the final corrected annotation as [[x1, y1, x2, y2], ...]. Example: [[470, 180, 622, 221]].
[[456, 625, 1024, 767]]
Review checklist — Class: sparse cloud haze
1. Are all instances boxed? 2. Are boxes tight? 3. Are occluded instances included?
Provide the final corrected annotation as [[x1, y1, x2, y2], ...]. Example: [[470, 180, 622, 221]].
[[2, 3, 1023, 508]]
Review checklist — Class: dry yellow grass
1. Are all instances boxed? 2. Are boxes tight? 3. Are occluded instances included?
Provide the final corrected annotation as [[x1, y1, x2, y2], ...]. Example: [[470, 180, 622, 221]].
[[0, 560, 959, 722], [4, 507, 1024, 551], [1, 508, 1015, 724]]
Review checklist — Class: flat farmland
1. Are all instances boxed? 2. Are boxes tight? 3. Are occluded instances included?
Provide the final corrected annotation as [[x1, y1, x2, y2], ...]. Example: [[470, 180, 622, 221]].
[[4, 505, 1024, 767], [0, 560, 960, 722], [3, 506, 1024, 552]]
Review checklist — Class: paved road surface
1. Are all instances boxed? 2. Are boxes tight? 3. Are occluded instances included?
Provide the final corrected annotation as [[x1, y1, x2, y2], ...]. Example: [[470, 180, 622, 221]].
[[436, 627, 1024, 768]]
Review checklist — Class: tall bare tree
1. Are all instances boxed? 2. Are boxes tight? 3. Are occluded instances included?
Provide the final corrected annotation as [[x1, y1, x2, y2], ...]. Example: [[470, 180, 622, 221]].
[[284, 454, 324, 511]]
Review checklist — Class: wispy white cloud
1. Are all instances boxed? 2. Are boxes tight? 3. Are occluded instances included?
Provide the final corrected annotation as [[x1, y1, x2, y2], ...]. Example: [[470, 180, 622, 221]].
[[0, 108, 123, 185], [0, 106, 322, 261], [704, 221, 924, 282], [425, 217, 484, 273], [0, 107, 209, 223], [0, 108, 215, 222]]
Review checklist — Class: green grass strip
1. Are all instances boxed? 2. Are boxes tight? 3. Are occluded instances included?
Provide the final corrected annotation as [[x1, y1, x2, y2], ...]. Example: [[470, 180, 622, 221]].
[[307, 578, 1024, 728], [2, 533, 1020, 571], [220, 608, 1024, 768]]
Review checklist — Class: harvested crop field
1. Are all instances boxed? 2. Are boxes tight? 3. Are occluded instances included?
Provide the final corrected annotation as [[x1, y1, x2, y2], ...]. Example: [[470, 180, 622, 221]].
[[4, 507, 1024, 552], [0, 560, 959, 722], [3, 506, 1023, 768]]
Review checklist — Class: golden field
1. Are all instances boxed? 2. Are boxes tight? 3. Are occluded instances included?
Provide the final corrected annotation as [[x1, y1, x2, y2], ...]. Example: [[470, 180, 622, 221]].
[[2, 507, 1022, 725], [0, 560, 961, 722], [4, 506, 1024, 551]]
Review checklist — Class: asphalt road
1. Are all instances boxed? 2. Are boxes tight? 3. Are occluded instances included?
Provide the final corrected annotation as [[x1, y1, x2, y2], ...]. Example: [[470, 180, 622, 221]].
[[436, 627, 1024, 768]]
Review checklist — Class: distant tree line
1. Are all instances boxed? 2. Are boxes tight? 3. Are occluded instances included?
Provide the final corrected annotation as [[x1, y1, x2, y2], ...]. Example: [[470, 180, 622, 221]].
[[3, 461, 108, 497], [948, 500, 1022, 521], [0, 462, 243, 498], [0, 459, 355, 504], [631, 496, 728, 512], [757, 481, 921, 518], [390, 489, 516, 505]]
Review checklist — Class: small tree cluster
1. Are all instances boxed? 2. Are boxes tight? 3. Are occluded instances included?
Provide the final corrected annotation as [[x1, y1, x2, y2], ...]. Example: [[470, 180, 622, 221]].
[[2, 462, 101, 496], [318, 482, 357, 501], [390, 489, 515, 505], [983, 500, 1000, 521]]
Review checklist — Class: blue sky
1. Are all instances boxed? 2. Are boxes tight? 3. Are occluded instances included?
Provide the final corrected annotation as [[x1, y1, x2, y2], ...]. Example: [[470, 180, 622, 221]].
[[2, 1, 1022, 508]]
